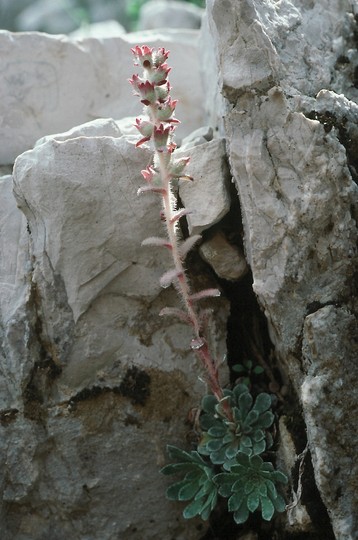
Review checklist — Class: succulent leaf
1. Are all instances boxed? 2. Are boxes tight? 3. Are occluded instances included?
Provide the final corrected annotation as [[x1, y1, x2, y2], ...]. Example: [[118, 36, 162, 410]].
[[213, 453, 287, 524], [161, 445, 218, 521], [198, 384, 275, 462]]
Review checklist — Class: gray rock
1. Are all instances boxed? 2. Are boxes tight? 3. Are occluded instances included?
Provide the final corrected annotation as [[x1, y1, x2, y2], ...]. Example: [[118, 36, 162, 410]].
[[3, 122, 228, 539], [302, 306, 358, 538], [199, 231, 248, 281], [0, 29, 204, 164], [205, 0, 358, 537], [138, 0, 203, 30], [178, 138, 231, 234], [180, 125, 214, 150], [203, 0, 358, 127]]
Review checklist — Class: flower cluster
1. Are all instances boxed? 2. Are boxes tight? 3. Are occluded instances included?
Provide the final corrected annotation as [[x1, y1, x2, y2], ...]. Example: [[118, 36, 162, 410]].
[[129, 46, 180, 151], [129, 45, 222, 401]]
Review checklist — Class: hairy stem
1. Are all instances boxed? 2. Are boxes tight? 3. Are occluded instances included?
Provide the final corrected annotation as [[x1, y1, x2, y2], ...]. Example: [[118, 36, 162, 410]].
[[157, 151, 226, 404]]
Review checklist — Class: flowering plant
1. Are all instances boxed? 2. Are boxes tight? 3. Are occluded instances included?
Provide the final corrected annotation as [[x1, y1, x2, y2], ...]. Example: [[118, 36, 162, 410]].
[[129, 44, 287, 526]]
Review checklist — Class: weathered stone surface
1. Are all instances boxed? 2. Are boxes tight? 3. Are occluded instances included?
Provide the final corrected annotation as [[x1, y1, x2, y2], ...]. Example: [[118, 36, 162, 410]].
[[0, 175, 27, 322], [2, 122, 227, 539], [205, 0, 358, 537], [199, 231, 248, 281], [225, 87, 357, 355], [179, 138, 231, 234], [0, 175, 30, 410], [302, 306, 358, 539], [0, 29, 203, 164], [180, 125, 214, 150], [203, 0, 358, 136], [138, 0, 203, 30]]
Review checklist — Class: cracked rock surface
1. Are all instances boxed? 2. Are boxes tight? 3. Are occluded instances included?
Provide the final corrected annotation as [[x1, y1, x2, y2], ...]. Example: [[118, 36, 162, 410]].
[[204, 0, 358, 537], [1, 0, 358, 538], [0, 124, 228, 539]]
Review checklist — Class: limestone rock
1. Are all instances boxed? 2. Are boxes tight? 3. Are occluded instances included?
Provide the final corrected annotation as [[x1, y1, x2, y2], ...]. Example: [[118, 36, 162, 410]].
[[35, 117, 123, 146], [205, 0, 358, 537], [138, 0, 204, 30], [301, 306, 358, 539], [203, 0, 358, 132], [4, 122, 228, 539], [180, 125, 214, 150], [0, 29, 203, 164], [178, 138, 231, 234], [0, 174, 31, 410], [199, 231, 248, 281]]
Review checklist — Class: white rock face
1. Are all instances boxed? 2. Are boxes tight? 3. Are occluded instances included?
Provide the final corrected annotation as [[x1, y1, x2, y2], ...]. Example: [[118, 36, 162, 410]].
[[0, 122, 229, 539], [0, 29, 204, 164], [205, 0, 358, 537], [138, 0, 203, 30], [179, 138, 231, 234]]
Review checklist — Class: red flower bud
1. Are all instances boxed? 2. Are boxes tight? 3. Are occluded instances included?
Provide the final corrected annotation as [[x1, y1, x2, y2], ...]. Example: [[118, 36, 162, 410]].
[[131, 45, 154, 69], [156, 97, 179, 123], [154, 48, 170, 67], [153, 124, 174, 152]]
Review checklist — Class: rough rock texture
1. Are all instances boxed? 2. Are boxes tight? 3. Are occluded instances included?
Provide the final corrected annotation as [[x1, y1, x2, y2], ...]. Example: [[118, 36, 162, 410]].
[[2, 1, 358, 538], [199, 231, 248, 281], [0, 124, 229, 539], [179, 138, 231, 234], [204, 0, 358, 537], [0, 29, 203, 164], [302, 306, 358, 540]]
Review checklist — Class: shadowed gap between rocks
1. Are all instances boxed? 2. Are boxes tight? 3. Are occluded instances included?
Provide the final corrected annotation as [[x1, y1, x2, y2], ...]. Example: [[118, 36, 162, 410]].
[[189, 185, 335, 540]]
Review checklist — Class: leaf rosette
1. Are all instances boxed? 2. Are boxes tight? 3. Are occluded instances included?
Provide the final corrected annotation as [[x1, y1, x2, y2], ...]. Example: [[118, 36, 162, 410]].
[[161, 445, 218, 520], [214, 453, 287, 523], [198, 384, 274, 463]]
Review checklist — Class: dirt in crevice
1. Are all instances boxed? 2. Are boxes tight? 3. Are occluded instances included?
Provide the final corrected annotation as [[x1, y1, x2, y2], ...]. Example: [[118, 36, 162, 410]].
[[22, 282, 62, 422], [198, 279, 335, 539], [68, 365, 151, 411]]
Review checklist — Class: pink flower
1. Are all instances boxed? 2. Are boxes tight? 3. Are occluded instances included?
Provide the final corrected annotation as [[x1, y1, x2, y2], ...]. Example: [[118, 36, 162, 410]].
[[168, 157, 190, 177], [129, 76, 156, 105], [148, 64, 171, 85], [141, 165, 162, 186], [128, 74, 143, 95], [135, 117, 153, 137], [131, 45, 154, 68], [154, 48, 170, 67], [156, 97, 179, 123], [153, 124, 174, 152], [155, 81, 171, 103], [141, 165, 156, 182]]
